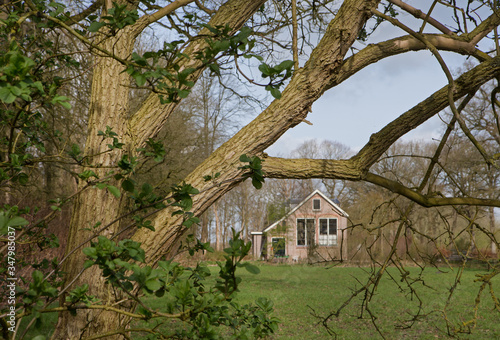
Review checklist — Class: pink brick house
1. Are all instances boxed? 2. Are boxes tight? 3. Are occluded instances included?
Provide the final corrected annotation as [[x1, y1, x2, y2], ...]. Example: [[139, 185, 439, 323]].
[[251, 190, 349, 262]]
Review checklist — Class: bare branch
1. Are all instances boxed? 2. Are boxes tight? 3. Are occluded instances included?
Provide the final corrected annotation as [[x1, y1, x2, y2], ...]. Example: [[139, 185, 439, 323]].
[[353, 55, 500, 169], [129, 0, 267, 148], [131, 0, 195, 37], [372, 7, 496, 167], [388, 0, 454, 35], [292, 0, 299, 70], [195, 0, 215, 14], [365, 172, 500, 207], [66, 0, 104, 25]]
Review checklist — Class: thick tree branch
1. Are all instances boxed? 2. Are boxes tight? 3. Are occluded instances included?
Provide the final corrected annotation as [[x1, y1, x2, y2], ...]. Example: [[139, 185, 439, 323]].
[[128, 0, 267, 148], [261, 155, 500, 208], [66, 0, 104, 25], [131, 0, 195, 37], [134, 0, 382, 262], [262, 156, 363, 181], [328, 34, 486, 93], [365, 172, 500, 207], [328, 9, 500, 91], [352, 55, 500, 169], [464, 9, 500, 45]]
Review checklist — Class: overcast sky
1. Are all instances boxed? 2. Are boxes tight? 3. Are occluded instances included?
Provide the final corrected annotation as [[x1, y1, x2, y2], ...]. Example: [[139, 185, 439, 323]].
[[266, 50, 468, 155], [263, 3, 484, 156]]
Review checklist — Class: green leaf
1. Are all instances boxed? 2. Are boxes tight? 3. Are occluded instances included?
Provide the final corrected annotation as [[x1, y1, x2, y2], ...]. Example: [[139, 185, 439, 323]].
[[96, 183, 106, 190], [88, 21, 106, 32], [239, 154, 251, 162], [32, 81, 44, 93], [251, 156, 261, 169], [238, 26, 252, 40], [83, 260, 94, 269], [7, 216, 29, 227], [276, 60, 294, 72], [107, 185, 121, 198], [78, 170, 97, 180], [270, 88, 281, 99], [144, 278, 162, 292], [51, 95, 72, 109], [121, 179, 135, 193], [182, 216, 200, 228], [243, 262, 260, 274], [134, 73, 147, 87], [59, 101, 72, 109], [83, 247, 97, 258], [0, 86, 16, 103], [32, 270, 43, 285], [178, 89, 190, 98], [9, 86, 22, 96], [258, 63, 271, 77], [252, 177, 263, 190], [208, 63, 220, 75]]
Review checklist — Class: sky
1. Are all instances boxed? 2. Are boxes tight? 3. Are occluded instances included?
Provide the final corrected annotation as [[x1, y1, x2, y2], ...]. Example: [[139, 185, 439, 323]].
[[266, 50, 468, 155], [262, 2, 483, 156]]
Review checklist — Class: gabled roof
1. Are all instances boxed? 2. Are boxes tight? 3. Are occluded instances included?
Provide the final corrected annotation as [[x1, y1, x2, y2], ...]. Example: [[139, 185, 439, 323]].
[[261, 189, 348, 233]]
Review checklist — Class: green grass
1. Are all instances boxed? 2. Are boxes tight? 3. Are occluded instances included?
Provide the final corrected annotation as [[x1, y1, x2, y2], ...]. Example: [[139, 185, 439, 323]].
[[142, 264, 499, 339], [218, 264, 500, 339], [19, 264, 500, 339]]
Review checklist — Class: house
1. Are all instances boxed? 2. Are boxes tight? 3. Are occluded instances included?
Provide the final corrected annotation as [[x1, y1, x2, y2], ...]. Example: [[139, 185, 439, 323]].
[[251, 190, 349, 262]]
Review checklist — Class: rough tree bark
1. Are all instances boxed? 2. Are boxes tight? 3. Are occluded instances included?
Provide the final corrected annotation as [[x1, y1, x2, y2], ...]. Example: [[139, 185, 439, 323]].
[[53, 22, 136, 337], [54, 0, 267, 338]]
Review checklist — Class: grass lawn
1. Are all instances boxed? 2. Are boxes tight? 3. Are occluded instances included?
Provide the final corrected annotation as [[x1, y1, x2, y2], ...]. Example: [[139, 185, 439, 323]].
[[20, 264, 500, 339], [217, 264, 500, 339]]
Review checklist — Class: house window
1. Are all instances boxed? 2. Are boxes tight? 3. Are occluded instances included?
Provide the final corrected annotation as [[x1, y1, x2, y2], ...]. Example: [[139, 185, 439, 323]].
[[319, 218, 338, 246], [272, 238, 286, 257], [313, 199, 321, 211], [297, 219, 315, 246]]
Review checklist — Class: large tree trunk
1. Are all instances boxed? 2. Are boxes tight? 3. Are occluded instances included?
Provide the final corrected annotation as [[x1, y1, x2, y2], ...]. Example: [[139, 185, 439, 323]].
[[53, 26, 135, 339], [53, 1, 268, 337]]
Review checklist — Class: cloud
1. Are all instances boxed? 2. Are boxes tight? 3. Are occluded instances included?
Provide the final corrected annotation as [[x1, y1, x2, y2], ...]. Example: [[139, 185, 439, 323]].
[[267, 50, 467, 153]]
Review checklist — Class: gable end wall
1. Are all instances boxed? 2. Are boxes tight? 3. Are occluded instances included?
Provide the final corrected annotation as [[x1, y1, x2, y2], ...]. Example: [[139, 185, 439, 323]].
[[265, 193, 347, 261]]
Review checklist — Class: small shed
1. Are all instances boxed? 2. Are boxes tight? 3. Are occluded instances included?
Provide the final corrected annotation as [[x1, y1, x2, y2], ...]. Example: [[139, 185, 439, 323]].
[[251, 190, 348, 262]]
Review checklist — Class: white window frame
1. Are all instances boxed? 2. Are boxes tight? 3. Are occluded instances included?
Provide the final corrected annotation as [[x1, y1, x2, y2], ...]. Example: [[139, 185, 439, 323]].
[[318, 218, 338, 246], [296, 218, 315, 246]]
